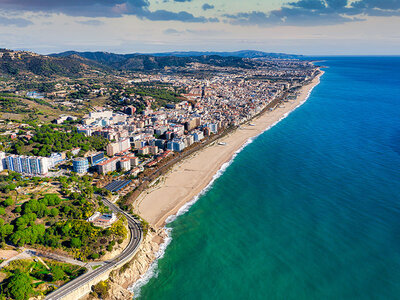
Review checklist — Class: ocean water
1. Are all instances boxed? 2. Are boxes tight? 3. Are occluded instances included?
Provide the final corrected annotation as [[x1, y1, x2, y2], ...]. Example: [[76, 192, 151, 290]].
[[133, 57, 400, 300]]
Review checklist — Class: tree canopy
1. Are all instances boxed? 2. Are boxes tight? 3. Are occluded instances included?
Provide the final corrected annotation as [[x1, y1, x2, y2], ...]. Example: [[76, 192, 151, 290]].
[[5, 270, 34, 300]]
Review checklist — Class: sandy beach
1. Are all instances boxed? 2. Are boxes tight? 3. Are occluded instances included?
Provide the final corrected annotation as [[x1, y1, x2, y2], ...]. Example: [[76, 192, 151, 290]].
[[134, 70, 324, 228]]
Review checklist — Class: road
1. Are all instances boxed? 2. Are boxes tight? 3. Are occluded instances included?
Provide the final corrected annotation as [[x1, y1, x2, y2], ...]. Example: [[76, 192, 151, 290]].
[[46, 198, 143, 300]]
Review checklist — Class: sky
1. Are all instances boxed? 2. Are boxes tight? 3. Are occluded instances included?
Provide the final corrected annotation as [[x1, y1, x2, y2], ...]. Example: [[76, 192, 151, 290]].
[[0, 0, 399, 55]]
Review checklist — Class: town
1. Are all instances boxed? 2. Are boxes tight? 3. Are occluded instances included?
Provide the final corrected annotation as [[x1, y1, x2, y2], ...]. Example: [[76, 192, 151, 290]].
[[0, 58, 317, 184]]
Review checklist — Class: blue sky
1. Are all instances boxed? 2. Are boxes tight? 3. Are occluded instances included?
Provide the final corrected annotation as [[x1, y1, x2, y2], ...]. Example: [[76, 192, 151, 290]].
[[0, 0, 399, 55]]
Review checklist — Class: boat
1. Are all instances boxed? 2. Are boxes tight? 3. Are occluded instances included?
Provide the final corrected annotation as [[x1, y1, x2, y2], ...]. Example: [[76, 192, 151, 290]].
[[218, 142, 227, 146]]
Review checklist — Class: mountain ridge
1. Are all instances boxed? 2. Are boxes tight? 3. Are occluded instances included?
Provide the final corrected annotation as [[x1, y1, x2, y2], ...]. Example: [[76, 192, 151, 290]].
[[0, 48, 301, 78]]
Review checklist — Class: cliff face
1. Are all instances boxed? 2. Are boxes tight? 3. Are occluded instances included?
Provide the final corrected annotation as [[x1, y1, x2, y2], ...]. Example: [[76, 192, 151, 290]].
[[105, 228, 167, 299]]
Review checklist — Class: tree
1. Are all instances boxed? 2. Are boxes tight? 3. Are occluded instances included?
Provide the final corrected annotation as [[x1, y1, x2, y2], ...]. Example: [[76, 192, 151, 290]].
[[0, 224, 13, 242], [44, 194, 61, 206], [3, 197, 14, 207], [70, 237, 82, 248], [5, 270, 34, 300], [50, 208, 59, 217], [63, 206, 71, 213], [0, 207, 5, 215]]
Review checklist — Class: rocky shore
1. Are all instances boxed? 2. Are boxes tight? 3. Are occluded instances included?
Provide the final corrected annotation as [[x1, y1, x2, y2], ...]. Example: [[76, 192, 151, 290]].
[[84, 228, 167, 300]]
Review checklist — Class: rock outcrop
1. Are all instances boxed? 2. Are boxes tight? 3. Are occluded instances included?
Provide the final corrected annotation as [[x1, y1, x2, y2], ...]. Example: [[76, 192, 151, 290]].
[[101, 228, 167, 300]]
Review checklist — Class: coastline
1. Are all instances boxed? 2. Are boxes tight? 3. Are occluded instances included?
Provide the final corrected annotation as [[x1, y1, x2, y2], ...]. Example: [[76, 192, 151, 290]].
[[134, 70, 324, 229], [96, 69, 325, 299], [121, 70, 324, 297]]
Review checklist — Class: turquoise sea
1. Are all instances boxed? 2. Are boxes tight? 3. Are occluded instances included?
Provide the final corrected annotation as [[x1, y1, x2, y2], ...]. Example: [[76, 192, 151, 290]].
[[133, 57, 400, 299]]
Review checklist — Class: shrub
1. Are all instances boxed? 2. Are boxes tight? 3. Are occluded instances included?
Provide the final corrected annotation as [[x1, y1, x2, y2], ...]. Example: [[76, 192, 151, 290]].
[[91, 280, 109, 299], [90, 253, 99, 260]]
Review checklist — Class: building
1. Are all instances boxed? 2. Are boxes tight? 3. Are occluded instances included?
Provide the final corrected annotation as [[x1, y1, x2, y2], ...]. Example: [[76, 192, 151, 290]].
[[154, 126, 168, 136], [97, 157, 120, 174], [137, 146, 149, 155], [4, 154, 49, 175], [125, 106, 136, 115], [87, 152, 105, 165], [106, 138, 130, 156], [185, 135, 194, 147], [207, 123, 218, 134], [185, 117, 201, 131], [119, 158, 131, 171], [193, 131, 204, 142], [26, 91, 44, 99], [0, 152, 5, 171], [165, 131, 173, 140], [124, 154, 139, 167], [71, 148, 81, 156], [88, 212, 117, 228], [49, 153, 64, 168], [130, 167, 141, 177], [133, 140, 146, 149], [73, 158, 89, 174], [89, 110, 113, 119], [149, 146, 159, 155], [54, 115, 78, 125], [77, 126, 92, 136], [167, 138, 186, 152]]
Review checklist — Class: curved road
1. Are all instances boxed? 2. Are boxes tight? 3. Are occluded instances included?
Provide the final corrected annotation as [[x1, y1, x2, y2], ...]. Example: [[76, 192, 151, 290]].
[[46, 198, 143, 300]]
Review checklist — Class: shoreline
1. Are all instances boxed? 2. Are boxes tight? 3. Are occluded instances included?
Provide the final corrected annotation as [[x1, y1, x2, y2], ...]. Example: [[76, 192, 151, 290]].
[[124, 69, 324, 297], [134, 70, 324, 229]]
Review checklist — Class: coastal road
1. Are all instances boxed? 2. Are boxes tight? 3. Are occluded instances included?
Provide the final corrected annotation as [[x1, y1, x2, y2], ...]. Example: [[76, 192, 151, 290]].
[[46, 198, 143, 300]]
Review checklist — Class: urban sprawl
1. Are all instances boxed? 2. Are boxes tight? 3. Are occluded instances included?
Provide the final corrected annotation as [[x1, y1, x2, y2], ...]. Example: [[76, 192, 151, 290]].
[[1, 61, 318, 182]]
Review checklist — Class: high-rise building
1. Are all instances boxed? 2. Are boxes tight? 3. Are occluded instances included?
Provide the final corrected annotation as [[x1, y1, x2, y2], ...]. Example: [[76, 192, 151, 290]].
[[106, 138, 131, 156], [118, 158, 131, 171], [4, 154, 49, 175], [192, 131, 204, 142], [167, 138, 186, 152], [185, 117, 201, 131]]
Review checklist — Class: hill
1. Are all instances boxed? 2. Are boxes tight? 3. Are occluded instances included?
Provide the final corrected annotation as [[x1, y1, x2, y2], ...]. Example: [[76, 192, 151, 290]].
[[149, 50, 302, 59], [0, 49, 102, 78], [0, 49, 300, 78], [50, 51, 259, 71]]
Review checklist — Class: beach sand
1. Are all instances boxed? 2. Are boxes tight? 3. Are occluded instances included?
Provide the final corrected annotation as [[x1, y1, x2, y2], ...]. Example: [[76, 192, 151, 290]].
[[135, 71, 324, 229]]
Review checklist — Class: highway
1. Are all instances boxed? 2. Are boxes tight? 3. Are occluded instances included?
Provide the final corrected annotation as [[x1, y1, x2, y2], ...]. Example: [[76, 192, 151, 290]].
[[46, 198, 143, 300]]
